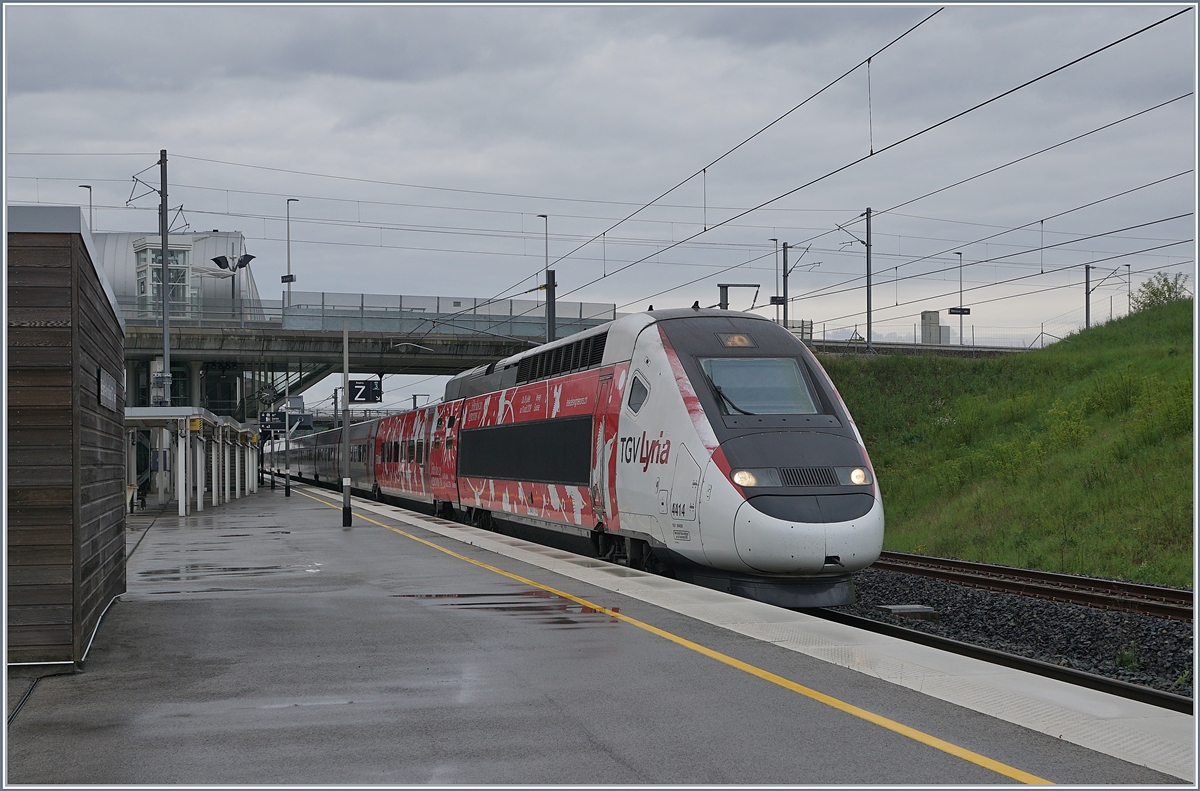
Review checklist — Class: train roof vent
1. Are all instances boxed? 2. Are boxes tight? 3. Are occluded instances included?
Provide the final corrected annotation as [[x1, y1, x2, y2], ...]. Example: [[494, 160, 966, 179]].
[[780, 466, 838, 487], [588, 332, 607, 366], [514, 330, 609, 385]]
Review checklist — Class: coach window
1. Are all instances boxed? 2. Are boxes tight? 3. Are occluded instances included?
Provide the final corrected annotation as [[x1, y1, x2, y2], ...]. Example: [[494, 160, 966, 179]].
[[627, 374, 649, 414]]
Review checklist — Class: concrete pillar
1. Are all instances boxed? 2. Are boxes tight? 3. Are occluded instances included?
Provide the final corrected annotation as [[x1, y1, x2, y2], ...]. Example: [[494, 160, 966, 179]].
[[196, 432, 205, 512], [154, 429, 165, 505], [126, 430, 137, 486], [236, 436, 243, 499], [165, 427, 175, 502], [211, 432, 219, 508], [224, 430, 231, 505], [178, 423, 188, 517], [189, 361, 203, 408], [126, 361, 139, 408]]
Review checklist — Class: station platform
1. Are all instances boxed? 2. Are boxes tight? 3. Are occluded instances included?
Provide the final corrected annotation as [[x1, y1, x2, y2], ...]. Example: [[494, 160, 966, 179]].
[[6, 483, 1192, 784]]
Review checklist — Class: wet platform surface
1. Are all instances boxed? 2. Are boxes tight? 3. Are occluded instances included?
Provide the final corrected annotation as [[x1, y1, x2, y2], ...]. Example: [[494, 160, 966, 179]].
[[6, 483, 1188, 784]]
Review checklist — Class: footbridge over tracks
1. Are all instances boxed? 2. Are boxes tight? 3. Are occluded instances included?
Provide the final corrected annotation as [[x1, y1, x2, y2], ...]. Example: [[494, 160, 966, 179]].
[[122, 291, 616, 417]]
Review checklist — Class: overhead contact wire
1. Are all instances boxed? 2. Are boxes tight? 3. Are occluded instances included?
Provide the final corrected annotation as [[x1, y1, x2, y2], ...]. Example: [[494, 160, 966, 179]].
[[549, 7, 1192, 305]]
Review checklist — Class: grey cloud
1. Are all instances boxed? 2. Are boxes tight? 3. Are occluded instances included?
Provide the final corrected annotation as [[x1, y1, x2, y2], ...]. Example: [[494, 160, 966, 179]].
[[6, 6, 578, 93], [607, 6, 929, 50]]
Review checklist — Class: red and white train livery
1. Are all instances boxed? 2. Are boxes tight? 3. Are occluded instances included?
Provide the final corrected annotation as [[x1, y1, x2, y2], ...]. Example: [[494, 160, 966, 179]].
[[266, 308, 884, 607]]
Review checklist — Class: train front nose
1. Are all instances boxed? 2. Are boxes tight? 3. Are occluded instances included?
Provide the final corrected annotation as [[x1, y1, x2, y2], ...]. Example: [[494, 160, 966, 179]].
[[705, 429, 886, 576], [731, 494, 883, 574]]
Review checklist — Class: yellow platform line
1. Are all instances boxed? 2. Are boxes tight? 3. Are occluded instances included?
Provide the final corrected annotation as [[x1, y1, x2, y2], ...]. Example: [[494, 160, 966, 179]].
[[296, 488, 1051, 785]]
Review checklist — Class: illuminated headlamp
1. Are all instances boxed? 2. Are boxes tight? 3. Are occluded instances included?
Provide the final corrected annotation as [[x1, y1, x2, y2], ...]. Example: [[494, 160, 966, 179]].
[[731, 468, 782, 487], [835, 466, 872, 486]]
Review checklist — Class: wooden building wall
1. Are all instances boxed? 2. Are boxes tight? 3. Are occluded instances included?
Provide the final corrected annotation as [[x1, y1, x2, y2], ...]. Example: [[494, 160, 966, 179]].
[[8, 230, 126, 663]]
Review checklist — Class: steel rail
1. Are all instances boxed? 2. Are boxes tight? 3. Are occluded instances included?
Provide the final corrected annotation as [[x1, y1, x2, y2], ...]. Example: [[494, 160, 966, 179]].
[[811, 608, 1193, 714], [874, 551, 1193, 622]]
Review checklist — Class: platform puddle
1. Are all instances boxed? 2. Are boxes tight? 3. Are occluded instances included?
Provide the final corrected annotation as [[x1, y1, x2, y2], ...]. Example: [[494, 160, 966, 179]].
[[393, 590, 620, 627]]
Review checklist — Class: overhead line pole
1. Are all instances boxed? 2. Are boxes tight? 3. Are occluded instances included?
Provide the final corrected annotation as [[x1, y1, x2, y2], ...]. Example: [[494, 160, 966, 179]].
[[865, 207, 873, 352], [342, 320, 352, 527], [782, 243, 789, 329], [957, 251, 964, 345], [159, 149, 171, 406]]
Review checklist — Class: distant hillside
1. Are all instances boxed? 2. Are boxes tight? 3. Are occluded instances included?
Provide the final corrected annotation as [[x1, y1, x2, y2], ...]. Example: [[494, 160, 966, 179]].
[[820, 299, 1193, 588]]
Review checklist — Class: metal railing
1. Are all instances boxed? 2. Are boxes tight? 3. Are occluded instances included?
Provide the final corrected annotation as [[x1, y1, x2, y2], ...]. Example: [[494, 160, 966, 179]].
[[805, 321, 1087, 350], [118, 291, 617, 339]]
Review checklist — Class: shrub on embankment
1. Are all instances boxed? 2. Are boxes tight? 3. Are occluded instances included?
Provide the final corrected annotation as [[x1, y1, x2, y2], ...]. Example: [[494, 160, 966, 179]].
[[819, 298, 1193, 588]]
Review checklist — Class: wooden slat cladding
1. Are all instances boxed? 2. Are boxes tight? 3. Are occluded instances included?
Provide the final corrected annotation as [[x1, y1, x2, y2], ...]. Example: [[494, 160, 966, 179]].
[[71, 234, 127, 661], [6, 230, 126, 663]]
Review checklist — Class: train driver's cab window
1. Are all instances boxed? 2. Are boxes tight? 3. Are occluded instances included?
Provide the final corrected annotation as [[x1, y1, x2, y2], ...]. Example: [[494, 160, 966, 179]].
[[627, 375, 649, 413], [699, 357, 819, 415]]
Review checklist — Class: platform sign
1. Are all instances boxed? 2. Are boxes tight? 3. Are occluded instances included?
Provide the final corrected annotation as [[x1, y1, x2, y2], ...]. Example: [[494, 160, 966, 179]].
[[261, 412, 313, 431], [349, 379, 383, 403], [261, 412, 287, 430], [98, 368, 118, 412], [948, 307, 971, 315]]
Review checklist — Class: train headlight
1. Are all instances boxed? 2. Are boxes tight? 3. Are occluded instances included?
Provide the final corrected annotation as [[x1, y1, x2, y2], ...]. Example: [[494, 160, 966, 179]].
[[731, 468, 782, 487], [835, 466, 872, 486]]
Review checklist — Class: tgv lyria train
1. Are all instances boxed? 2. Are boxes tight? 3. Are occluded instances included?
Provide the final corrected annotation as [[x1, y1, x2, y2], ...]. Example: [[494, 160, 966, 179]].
[[265, 308, 884, 607]]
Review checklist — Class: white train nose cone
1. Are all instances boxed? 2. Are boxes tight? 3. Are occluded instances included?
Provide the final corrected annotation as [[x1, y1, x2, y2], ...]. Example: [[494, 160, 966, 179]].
[[732, 497, 884, 574], [732, 501, 826, 574]]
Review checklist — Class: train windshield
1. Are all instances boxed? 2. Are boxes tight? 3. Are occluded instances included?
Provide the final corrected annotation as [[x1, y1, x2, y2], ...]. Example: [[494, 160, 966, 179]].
[[699, 357, 819, 415]]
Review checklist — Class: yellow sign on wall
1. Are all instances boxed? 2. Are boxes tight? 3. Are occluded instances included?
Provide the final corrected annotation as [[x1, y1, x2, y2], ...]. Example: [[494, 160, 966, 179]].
[[189, 418, 202, 432]]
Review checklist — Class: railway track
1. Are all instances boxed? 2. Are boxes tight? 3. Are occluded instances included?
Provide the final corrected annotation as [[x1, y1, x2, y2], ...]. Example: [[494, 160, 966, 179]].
[[873, 551, 1193, 622], [811, 608, 1193, 714]]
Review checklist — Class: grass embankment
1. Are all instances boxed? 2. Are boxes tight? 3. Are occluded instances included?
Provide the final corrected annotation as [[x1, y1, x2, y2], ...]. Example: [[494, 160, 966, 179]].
[[820, 299, 1194, 588]]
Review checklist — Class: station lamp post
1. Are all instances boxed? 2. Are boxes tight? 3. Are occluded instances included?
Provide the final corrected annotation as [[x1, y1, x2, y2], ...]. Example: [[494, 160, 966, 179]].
[[284, 199, 299, 307], [212, 253, 255, 320]]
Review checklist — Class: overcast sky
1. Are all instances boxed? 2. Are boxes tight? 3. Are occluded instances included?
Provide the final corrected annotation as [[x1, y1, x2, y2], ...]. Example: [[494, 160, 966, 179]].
[[5, 4, 1195, 408]]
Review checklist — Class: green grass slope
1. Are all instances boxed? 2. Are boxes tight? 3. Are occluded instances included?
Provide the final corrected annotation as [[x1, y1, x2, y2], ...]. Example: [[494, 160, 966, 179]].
[[820, 299, 1194, 587]]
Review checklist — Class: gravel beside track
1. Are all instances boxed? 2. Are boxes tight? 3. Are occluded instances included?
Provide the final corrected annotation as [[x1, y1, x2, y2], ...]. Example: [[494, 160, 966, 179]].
[[836, 568, 1194, 698]]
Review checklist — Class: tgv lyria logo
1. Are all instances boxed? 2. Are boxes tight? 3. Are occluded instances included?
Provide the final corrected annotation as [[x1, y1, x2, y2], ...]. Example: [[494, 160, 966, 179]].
[[619, 431, 671, 472]]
